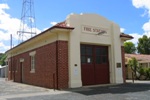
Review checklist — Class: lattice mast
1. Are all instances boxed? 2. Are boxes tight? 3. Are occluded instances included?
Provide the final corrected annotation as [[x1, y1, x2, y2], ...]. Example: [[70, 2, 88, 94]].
[[18, 0, 36, 43]]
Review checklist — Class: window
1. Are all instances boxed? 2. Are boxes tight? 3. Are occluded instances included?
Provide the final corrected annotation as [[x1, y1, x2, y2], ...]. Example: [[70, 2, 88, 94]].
[[81, 45, 93, 64], [29, 51, 36, 73], [96, 56, 101, 64], [81, 45, 108, 64], [95, 47, 108, 64], [31, 56, 35, 71]]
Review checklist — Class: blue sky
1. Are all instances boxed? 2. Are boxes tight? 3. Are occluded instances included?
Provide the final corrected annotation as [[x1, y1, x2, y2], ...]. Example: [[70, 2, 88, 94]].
[[0, 0, 150, 53]]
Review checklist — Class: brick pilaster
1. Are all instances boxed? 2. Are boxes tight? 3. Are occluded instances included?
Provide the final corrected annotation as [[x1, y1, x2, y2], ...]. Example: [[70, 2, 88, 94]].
[[57, 41, 68, 89], [121, 46, 126, 83]]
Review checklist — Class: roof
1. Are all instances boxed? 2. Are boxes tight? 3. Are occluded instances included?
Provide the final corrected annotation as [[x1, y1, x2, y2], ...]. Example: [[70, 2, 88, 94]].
[[5, 21, 74, 54], [5, 20, 133, 54], [125, 54, 150, 63], [55, 21, 67, 27], [120, 33, 133, 39]]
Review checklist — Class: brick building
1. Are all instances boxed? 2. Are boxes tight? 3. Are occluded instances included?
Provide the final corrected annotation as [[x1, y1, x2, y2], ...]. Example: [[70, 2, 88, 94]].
[[6, 13, 133, 89]]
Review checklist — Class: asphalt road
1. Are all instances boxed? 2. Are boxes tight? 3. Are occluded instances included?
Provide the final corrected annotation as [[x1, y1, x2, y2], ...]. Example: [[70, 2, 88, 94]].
[[0, 78, 150, 100]]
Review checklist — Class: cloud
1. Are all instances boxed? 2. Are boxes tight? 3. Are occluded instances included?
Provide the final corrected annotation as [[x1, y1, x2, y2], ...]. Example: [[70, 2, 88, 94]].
[[141, 10, 148, 17], [132, 0, 150, 17], [142, 20, 150, 37], [0, 3, 9, 12], [132, 0, 150, 36], [120, 27, 140, 45], [120, 28, 125, 33], [130, 0, 150, 46], [50, 22, 57, 26], [0, 4, 21, 41], [0, 42, 5, 47], [0, 42, 9, 53], [142, 20, 150, 32], [127, 20, 150, 45], [128, 20, 150, 46], [128, 33, 142, 45], [132, 0, 150, 8], [0, 3, 41, 53]]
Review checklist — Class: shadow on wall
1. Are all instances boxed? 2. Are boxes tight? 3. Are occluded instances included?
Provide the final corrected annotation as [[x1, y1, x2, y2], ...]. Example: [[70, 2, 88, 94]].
[[65, 83, 150, 95]]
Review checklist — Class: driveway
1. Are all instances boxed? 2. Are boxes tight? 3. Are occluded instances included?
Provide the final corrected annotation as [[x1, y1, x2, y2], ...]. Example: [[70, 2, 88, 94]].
[[0, 78, 150, 100]]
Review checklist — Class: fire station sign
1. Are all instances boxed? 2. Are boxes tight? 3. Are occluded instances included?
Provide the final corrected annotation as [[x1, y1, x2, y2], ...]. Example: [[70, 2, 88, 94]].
[[82, 25, 107, 35]]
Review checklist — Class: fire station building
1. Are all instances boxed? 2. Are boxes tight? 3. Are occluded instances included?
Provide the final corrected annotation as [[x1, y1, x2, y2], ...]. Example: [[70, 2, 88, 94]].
[[6, 13, 133, 89]]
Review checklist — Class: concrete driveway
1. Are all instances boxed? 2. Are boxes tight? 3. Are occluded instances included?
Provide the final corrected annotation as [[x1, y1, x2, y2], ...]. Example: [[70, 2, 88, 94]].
[[0, 78, 150, 100]]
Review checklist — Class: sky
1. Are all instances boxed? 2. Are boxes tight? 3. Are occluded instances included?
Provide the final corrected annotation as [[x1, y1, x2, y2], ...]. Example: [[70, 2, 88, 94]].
[[0, 0, 150, 53]]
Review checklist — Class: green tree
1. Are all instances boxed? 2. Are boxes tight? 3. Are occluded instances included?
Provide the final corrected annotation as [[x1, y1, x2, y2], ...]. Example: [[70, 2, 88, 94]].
[[124, 42, 136, 54], [0, 54, 6, 66], [137, 66, 145, 79], [143, 68, 150, 80], [137, 35, 150, 54], [128, 57, 150, 80], [132, 63, 150, 80], [128, 57, 139, 79]]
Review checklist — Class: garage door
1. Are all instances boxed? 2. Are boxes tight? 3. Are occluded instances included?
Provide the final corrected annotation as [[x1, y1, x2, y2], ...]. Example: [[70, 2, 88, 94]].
[[81, 44, 110, 86]]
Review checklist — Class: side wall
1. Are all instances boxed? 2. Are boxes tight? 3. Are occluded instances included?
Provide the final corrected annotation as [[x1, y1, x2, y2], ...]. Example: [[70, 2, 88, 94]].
[[8, 41, 68, 89], [121, 46, 126, 83]]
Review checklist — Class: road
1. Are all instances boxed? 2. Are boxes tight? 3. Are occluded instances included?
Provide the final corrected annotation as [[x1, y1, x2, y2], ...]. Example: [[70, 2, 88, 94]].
[[0, 78, 150, 100]]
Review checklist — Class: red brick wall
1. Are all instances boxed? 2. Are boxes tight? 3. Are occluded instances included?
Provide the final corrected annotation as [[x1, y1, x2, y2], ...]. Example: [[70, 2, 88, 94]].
[[8, 41, 68, 89], [121, 46, 126, 83], [57, 41, 68, 89]]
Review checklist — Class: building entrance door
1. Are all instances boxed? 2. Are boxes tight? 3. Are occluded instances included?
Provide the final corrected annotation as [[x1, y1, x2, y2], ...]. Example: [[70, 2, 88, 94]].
[[81, 44, 110, 86], [20, 62, 23, 83]]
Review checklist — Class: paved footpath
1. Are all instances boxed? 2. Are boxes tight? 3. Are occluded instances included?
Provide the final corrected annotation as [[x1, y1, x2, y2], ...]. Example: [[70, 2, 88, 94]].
[[0, 78, 150, 100], [0, 78, 69, 100]]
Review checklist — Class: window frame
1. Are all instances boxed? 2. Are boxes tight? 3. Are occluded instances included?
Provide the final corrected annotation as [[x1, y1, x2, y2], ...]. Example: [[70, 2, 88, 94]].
[[81, 45, 108, 64], [81, 45, 93, 64], [29, 51, 36, 73]]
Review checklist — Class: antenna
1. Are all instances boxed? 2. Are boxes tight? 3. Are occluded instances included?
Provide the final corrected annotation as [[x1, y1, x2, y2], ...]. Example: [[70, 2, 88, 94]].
[[18, 0, 36, 43]]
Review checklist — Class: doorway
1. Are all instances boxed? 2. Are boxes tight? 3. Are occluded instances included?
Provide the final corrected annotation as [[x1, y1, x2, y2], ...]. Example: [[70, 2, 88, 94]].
[[81, 44, 110, 85]]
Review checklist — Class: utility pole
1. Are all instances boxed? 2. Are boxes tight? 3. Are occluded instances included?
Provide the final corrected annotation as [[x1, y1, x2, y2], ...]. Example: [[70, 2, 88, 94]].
[[18, 0, 36, 43], [10, 34, 12, 80]]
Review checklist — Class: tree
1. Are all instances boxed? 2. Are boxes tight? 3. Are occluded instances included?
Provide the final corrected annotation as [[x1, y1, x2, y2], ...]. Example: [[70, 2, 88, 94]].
[[138, 67, 150, 80], [128, 57, 150, 80], [137, 66, 145, 79], [124, 42, 136, 54], [137, 35, 150, 54], [128, 57, 138, 79], [143, 68, 150, 80], [0, 54, 6, 66]]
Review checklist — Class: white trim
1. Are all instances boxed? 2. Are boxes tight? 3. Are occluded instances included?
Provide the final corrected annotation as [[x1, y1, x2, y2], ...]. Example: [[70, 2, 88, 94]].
[[20, 58, 24, 62], [29, 51, 36, 73], [30, 69, 35, 73], [29, 51, 36, 56]]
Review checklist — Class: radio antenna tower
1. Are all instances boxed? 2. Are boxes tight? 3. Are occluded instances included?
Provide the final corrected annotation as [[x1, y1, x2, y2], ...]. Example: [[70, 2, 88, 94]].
[[18, 0, 36, 43]]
